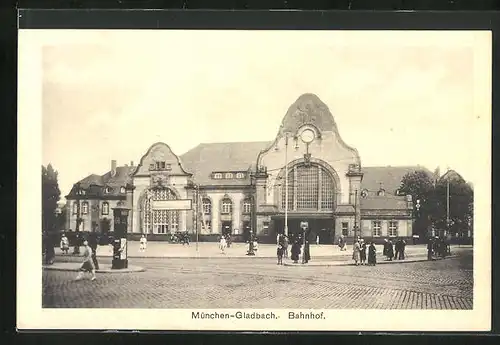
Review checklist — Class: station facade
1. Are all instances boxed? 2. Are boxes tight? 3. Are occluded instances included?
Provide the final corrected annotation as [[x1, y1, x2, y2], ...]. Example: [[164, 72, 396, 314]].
[[66, 94, 428, 243]]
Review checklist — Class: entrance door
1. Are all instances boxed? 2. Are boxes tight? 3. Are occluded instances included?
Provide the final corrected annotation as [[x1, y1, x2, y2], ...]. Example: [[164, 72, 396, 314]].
[[274, 218, 335, 244], [242, 221, 251, 242], [222, 221, 232, 237]]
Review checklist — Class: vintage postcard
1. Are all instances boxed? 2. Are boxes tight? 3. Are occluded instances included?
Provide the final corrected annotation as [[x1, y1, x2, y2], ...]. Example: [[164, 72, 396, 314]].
[[18, 29, 491, 331]]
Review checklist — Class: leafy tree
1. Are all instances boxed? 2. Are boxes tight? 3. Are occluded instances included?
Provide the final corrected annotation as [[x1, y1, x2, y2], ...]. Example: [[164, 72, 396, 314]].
[[399, 170, 436, 238], [433, 176, 473, 235], [42, 164, 61, 234]]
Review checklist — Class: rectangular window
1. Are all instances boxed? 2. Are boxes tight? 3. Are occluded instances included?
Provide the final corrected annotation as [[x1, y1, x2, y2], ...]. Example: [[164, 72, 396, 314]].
[[263, 221, 270, 235], [372, 221, 382, 237], [166, 163, 172, 171], [222, 203, 232, 214], [243, 202, 252, 214], [341, 222, 349, 236], [388, 221, 398, 237], [72, 203, 78, 215], [157, 225, 167, 234], [82, 202, 89, 215], [203, 203, 211, 215], [101, 202, 109, 215], [156, 161, 166, 170]]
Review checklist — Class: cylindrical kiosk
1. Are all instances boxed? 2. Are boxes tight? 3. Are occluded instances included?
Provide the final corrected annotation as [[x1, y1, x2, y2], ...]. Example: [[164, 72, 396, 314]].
[[112, 201, 130, 269]]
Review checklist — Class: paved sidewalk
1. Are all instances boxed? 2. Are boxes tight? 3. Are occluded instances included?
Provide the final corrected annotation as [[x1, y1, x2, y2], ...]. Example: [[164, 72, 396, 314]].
[[54, 242, 471, 259], [43, 262, 146, 273]]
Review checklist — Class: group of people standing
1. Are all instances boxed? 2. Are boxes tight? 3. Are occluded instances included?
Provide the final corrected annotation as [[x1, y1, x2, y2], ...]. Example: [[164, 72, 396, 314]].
[[382, 238, 407, 261], [352, 238, 377, 266], [427, 236, 450, 260]]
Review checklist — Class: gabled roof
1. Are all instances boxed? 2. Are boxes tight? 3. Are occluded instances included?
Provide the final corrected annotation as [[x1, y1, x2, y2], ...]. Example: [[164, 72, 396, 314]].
[[360, 195, 409, 210], [180, 142, 271, 186], [361, 166, 434, 195], [67, 165, 135, 199]]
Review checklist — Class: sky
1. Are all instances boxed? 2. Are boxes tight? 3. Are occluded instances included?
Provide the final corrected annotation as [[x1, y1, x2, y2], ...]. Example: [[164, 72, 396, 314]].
[[35, 30, 490, 201]]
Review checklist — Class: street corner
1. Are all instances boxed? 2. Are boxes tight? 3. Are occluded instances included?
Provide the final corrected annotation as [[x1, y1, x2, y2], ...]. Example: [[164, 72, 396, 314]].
[[43, 262, 146, 273]]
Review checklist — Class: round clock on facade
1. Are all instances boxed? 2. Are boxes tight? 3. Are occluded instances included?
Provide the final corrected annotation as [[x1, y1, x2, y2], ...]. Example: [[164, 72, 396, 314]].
[[300, 129, 315, 144]]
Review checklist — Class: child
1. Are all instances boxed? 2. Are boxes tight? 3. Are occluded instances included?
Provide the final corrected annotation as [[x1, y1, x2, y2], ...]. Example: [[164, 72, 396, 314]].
[[139, 234, 147, 252], [75, 240, 96, 281], [60, 234, 69, 254], [277, 244, 284, 265], [219, 236, 227, 254]]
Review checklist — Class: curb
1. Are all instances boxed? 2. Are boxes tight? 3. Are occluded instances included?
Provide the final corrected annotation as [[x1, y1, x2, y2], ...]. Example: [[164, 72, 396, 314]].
[[56, 252, 465, 260], [283, 255, 459, 267], [43, 264, 146, 273]]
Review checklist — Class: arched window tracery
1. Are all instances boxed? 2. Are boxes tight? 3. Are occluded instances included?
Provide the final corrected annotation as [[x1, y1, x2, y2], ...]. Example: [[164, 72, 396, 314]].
[[278, 163, 336, 211], [142, 188, 180, 234]]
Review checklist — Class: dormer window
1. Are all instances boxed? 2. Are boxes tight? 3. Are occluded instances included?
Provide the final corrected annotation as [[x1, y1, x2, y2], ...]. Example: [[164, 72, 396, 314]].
[[213, 173, 222, 179], [236, 172, 245, 179], [377, 189, 386, 197], [104, 187, 112, 194], [120, 187, 126, 193], [225, 173, 233, 179]]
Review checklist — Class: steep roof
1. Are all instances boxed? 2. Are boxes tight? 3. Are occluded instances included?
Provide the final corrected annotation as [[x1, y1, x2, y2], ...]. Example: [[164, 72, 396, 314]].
[[67, 165, 135, 199], [361, 166, 434, 195], [360, 195, 409, 210], [180, 142, 271, 186]]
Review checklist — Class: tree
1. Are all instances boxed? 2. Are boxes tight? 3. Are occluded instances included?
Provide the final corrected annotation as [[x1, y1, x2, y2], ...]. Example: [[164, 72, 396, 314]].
[[433, 177, 473, 236], [42, 164, 61, 234], [399, 170, 436, 238]]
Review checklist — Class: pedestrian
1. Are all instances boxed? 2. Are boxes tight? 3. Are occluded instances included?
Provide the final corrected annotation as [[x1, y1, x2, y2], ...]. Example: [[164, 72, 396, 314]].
[[88, 232, 99, 270], [139, 234, 147, 252], [219, 235, 227, 254], [277, 244, 284, 265], [303, 238, 311, 264], [75, 240, 96, 281], [291, 239, 301, 264], [60, 233, 69, 254], [283, 235, 289, 258], [387, 239, 394, 261], [338, 235, 346, 251], [368, 241, 377, 266], [427, 238, 434, 261], [394, 238, 401, 260], [399, 238, 406, 260], [316, 234, 320, 245], [359, 239, 367, 265], [352, 240, 361, 266], [383, 238, 389, 260], [253, 238, 259, 252]]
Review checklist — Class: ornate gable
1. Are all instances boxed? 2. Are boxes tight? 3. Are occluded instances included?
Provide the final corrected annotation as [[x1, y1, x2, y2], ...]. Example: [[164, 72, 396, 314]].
[[132, 142, 192, 178]]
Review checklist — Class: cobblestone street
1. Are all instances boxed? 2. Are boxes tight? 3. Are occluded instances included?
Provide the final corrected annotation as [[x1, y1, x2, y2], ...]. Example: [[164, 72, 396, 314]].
[[43, 249, 473, 309]]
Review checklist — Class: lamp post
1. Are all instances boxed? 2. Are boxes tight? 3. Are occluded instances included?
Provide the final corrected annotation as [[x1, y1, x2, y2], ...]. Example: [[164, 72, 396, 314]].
[[73, 182, 84, 254], [193, 183, 200, 253], [284, 133, 289, 237]]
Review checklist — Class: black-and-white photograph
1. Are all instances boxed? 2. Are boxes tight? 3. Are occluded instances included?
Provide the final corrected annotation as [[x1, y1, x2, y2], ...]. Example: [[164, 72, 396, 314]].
[[18, 29, 491, 331]]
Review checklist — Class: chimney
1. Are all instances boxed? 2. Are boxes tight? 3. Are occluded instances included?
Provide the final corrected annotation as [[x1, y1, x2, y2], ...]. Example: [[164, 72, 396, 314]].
[[130, 161, 134, 166], [111, 160, 117, 177]]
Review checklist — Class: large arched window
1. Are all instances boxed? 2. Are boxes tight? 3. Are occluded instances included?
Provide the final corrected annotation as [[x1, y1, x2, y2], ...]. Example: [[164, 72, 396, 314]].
[[279, 163, 336, 211], [142, 188, 180, 234]]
